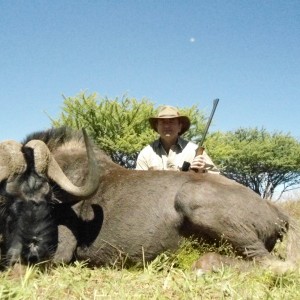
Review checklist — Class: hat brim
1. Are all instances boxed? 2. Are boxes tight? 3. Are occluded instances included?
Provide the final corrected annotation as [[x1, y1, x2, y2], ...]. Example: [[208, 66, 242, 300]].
[[149, 116, 190, 135]]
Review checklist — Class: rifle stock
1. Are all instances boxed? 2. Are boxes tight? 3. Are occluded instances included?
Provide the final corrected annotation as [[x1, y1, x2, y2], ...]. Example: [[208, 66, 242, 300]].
[[195, 145, 205, 156]]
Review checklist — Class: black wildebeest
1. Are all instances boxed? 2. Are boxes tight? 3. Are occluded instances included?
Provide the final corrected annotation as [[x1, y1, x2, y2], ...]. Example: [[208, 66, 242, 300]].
[[0, 127, 299, 273]]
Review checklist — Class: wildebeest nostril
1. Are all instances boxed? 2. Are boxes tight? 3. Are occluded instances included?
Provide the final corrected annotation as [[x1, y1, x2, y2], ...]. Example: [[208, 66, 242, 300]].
[[28, 253, 39, 264], [27, 242, 40, 264]]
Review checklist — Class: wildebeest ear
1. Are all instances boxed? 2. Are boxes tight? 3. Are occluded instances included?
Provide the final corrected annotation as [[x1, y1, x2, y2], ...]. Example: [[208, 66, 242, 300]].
[[0, 140, 26, 183]]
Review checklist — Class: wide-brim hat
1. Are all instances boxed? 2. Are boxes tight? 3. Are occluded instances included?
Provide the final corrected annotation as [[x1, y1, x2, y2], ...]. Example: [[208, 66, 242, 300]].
[[149, 105, 191, 135]]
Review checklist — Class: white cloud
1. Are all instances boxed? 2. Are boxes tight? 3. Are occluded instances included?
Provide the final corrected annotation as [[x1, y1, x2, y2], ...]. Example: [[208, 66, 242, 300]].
[[189, 37, 196, 43]]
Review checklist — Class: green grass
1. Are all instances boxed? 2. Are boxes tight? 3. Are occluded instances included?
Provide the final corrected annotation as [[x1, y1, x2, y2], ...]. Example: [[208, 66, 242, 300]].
[[1, 200, 300, 299], [1, 258, 300, 300]]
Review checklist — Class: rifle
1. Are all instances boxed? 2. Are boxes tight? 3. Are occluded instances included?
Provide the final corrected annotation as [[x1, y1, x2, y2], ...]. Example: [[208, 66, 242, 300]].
[[181, 98, 219, 172]]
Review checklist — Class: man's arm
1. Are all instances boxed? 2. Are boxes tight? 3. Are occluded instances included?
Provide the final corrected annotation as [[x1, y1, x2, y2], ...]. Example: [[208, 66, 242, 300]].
[[135, 150, 149, 170]]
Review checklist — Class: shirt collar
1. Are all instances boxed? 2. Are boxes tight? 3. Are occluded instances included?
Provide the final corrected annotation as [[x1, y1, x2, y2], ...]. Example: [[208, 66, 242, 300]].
[[177, 137, 188, 149], [153, 137, 188, 150]]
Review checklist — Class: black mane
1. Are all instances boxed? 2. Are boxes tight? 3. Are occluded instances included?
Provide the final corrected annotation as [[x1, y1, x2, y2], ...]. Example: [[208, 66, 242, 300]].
[[22, 126, 83, 151]]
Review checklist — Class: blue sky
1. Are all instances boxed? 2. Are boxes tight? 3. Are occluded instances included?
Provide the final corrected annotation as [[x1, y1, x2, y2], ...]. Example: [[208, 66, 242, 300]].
[[0, 0, 299, 142]]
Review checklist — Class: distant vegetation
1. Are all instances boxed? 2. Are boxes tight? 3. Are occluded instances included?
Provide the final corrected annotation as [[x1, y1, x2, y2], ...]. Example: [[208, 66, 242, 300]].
[[207, 128, 300, 199], [51, 92, 300, 200]]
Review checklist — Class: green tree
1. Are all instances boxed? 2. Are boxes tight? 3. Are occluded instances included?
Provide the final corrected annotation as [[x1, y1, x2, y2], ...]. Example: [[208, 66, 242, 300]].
[[51, 92, 207, 168], [206, 128, 300, 199], [52, 93, 300, 200]]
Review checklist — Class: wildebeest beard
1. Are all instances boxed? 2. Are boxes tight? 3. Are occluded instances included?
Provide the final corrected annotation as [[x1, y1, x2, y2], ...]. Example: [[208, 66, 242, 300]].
[[0, 146, 58, 266], [3, 199, 58, 266]]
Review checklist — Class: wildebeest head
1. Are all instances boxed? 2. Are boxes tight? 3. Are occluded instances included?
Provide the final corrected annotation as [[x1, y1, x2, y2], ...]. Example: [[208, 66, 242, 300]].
[[0, 129, 100, 267], [0, 145, 58, 266]]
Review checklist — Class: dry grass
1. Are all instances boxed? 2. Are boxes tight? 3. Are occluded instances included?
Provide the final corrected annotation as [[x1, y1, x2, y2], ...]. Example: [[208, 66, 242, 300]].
[[1, 200, 300, 299], [279, 199, 300, 220]]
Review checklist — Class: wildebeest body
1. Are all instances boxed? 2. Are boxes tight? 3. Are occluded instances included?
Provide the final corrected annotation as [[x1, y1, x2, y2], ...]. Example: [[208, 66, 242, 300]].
[[79, 174, 288, 265], [48, 138, 288, 266]]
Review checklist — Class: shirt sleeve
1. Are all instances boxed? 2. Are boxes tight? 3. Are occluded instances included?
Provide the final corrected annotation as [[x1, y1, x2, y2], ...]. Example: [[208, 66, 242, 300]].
[[202, 150, 220, 174], [135, 147, 150, 170]]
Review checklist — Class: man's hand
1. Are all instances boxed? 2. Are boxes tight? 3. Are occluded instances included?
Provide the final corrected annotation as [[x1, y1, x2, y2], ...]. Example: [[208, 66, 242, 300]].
[[190, 155, 208, 171]]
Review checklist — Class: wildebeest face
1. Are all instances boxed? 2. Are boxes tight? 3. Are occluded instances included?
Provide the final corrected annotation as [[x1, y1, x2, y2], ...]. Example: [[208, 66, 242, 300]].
[[0, 171, 58, 266], [0, 129, 100, 268]]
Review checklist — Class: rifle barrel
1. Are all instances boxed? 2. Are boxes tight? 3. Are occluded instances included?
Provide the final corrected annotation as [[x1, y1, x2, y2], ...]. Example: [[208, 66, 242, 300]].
[[199, 98, 219, 147]]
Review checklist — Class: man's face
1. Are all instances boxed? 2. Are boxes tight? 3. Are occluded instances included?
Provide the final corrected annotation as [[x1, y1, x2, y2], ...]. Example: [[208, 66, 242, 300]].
[[156, 118, 182, 139]]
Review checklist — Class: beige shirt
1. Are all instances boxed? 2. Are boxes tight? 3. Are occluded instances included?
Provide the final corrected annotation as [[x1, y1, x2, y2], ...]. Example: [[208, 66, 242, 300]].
[[135, 137, 219, 173]]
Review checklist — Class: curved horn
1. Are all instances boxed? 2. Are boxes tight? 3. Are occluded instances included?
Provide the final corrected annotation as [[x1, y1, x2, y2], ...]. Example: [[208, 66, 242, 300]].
[[0, 140, 26, 182], [25, 129, 100, 198]]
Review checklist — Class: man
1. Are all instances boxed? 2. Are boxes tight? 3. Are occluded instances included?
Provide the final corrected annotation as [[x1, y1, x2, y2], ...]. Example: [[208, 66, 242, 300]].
[[135, 105, 219, 173]]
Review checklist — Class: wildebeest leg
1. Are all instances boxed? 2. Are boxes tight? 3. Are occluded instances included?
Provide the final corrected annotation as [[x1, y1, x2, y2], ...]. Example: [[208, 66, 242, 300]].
[[53, 204, 80, 264], [191, 252, 252, 275], [175, 182, 271, 258], [53, 225, 77, 264], [175, 181, 297, 274]]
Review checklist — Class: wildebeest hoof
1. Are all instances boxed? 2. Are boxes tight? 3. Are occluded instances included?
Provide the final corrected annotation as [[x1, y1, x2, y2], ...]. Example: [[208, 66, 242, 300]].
[[191, 252, 250, 275], [191, 252, 227, 275], [259, 258, 297, 275]]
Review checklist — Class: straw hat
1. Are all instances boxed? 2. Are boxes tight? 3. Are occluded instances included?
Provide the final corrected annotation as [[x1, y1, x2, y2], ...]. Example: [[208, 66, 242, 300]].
[[149, 106, 190, 135]]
